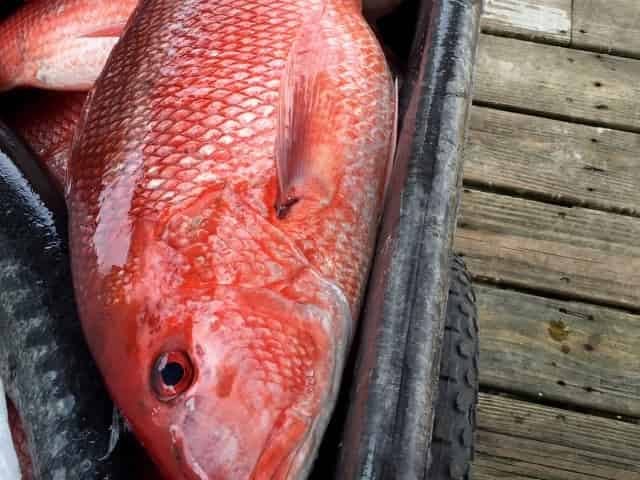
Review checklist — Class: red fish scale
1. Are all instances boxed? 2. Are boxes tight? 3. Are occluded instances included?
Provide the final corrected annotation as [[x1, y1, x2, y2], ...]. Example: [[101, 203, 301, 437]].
[[0, 0, 137, 90], [212, 311, 316, 399], [2, 90, 85, 190], [70, 0, 318, 292], [68, 0, 393, 477]]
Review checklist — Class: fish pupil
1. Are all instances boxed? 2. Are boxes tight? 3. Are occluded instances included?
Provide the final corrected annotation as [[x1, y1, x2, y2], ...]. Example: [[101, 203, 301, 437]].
[[161, 362, 184, 386]]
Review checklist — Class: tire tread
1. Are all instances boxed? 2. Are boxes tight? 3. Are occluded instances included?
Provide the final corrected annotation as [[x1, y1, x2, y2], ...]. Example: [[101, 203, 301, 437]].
[[426, 256, 479, 480]]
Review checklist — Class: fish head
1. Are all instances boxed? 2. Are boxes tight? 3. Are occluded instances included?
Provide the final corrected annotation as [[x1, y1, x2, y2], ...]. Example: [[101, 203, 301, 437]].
[[82, 228, 351, 480]]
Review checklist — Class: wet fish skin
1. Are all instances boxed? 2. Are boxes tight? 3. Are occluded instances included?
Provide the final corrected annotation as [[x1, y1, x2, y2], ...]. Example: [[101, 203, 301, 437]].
[[0, 0, 138, 91], [2, 90, 86, 191], [0, 122, 126, 479], [68, 0, 395, 478]]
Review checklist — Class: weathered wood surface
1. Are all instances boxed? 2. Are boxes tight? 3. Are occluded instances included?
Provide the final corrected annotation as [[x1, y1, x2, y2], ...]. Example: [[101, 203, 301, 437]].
[[463, 106, 640, 216], [475, 284, 640, 416], [454, 189, 640, 310], [481, 0, 571, 45], [573, 0, 640, 59], [474, 34, 640, 132], [474, 393, 640, 480], [480, 0, 640, 60]]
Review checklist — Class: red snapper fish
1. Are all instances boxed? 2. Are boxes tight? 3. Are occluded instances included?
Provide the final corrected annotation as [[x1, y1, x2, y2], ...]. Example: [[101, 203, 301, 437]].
[[0, 0, 138, 91], [68, 0, 396, 478]]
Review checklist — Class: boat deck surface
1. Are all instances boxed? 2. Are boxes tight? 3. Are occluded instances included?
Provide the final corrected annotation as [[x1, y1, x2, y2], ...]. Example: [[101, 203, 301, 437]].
[[458, 1, 640, 478]]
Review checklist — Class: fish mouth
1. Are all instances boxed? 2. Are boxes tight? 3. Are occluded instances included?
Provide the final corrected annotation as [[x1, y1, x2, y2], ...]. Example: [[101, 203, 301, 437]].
[[169, 423, 233, 480], [168, 379, 344, 480], [282, 404, 339, 479]]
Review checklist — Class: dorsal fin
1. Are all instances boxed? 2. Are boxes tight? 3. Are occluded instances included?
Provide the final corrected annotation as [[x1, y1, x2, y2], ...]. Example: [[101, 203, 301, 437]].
[[275, 8, 337, 219]]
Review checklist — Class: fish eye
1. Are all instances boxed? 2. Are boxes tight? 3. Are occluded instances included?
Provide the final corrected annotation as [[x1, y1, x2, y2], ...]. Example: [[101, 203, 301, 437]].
[[151, 351, 194, 401]]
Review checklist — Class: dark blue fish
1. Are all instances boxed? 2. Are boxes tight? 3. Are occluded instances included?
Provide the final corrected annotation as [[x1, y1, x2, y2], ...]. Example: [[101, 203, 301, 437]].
[[0, 120, 125, 479]]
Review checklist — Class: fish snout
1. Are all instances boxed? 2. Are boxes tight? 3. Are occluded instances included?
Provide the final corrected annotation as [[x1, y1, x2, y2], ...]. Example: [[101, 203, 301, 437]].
[[165, 395, 270, 480], [162, 394, 317, 480], [168, 418, 249, 479]]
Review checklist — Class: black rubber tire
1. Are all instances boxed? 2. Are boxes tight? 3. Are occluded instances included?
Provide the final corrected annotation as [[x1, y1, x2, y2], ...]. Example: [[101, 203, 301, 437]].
[[426, 256, 479, 480]]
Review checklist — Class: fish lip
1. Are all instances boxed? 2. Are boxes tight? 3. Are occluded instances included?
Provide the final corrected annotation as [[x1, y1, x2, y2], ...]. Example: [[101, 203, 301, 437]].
[[169, 425, 210, 480], [280, 412, 325, 479]]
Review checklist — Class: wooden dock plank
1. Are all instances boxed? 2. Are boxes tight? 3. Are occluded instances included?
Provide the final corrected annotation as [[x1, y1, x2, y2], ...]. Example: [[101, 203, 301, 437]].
[[481, 0, 572, 45], [475, 284, 640, 417], [479, 0, 640, 59], [464, 106, 640, 216], [573, 0, 640, 59], [455, 189, 640, 310], [474, 34, 640, 132], [474, 393, 640, 480]]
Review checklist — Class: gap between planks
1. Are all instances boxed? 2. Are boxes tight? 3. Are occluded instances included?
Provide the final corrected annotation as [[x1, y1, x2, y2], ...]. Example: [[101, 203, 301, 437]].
[[481, 0, 640, 60], [463, 105, 640, 217], [472, 282, 640, 417], [482, 0, 572, 46], [473, 34, 640, 134], [474, 393, 640, 480], [573, 0, 640, 60], [455, 189, 640, 312]]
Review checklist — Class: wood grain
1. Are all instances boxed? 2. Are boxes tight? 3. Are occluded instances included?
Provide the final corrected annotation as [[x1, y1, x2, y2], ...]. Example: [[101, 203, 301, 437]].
[[455, 189, 640, 310], [482, 0, 572, 45], [573, 0, 640, 59], [475, 284, 640, 416], [464, 106, 640, 216], [474, 393, 640, 480], [474, 34, 640, 132]]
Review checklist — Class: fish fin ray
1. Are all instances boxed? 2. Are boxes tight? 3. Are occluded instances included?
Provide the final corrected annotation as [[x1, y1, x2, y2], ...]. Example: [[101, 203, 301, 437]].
[[275, 8, 338, 218], [80, 23, 127, 39], [381, 76, 399, 204], [100, 407, 130, 460]]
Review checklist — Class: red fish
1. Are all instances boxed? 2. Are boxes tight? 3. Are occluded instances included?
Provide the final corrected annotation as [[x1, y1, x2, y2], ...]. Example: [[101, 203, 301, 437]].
[[2, 90, 86, 190], [68, 0, 395, 478], [0, 0, 138, 91]]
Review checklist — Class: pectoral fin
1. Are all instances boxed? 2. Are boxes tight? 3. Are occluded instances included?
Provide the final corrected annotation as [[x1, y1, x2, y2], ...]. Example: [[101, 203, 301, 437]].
[[275, 9, 339, 219]]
